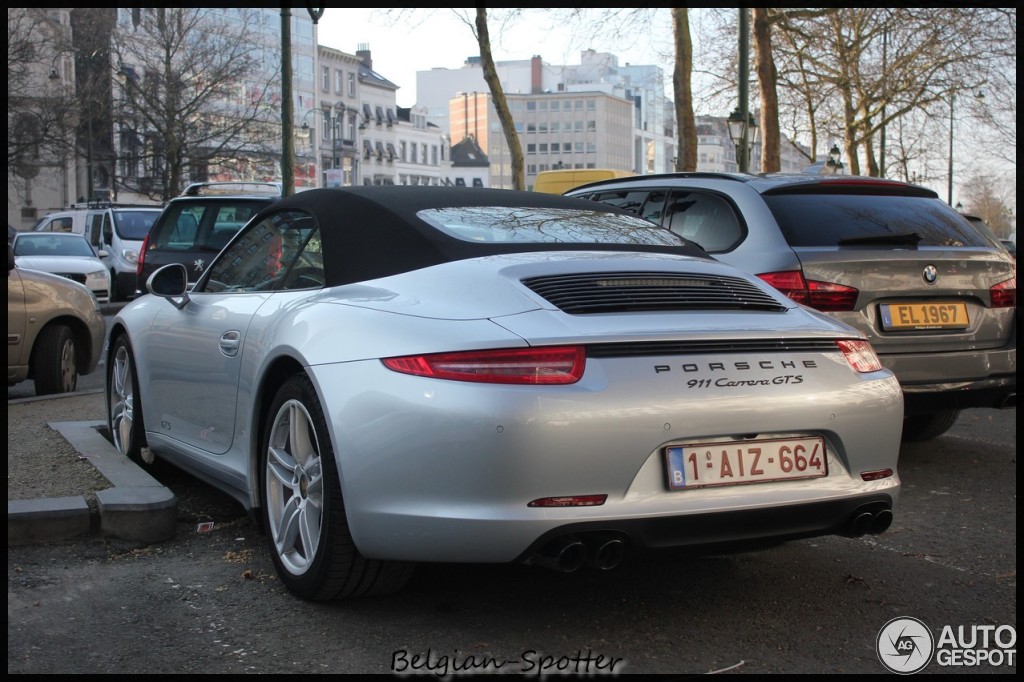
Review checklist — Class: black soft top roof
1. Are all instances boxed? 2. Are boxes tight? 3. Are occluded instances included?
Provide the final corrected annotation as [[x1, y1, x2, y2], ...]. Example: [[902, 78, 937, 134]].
[[261, 186, 709, 286]]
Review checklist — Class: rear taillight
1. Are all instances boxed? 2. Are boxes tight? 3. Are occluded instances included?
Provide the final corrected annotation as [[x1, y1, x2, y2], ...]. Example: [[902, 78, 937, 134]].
[[382, 346, 586, 385], [837, 339, 883, 373], [991, 276, 1016, 308], [137, 234, 149, 277], [757, 270, 859, 311]]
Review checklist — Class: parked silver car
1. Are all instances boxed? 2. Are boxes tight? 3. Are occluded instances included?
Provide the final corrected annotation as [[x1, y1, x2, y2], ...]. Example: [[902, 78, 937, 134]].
[[108, 187, 902, 601], [8, 244, 106, 395], [12, 231, 111, 302], [566, 173, 1017, 440]]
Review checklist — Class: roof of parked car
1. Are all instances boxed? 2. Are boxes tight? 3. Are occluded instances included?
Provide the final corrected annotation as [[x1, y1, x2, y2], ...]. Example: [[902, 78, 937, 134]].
[[567, 171, 940, 198]]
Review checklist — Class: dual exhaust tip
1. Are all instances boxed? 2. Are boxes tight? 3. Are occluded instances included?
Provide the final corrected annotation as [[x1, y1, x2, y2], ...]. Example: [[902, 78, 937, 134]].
[[530, 533, 627, 573], [842, 508, 894, 538]]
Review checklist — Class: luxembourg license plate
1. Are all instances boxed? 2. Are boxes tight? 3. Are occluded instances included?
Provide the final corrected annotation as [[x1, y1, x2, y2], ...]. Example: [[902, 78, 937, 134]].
[[665, 437, 827, 491], [880, 302, 969, 331]]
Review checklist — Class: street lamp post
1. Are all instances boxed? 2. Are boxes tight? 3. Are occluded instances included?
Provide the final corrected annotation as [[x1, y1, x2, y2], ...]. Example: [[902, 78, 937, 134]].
[[280, 6, 325, 197], [947, 89, 985, 206]]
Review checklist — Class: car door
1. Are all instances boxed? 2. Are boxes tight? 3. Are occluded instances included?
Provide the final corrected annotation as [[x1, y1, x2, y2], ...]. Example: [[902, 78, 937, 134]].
[[144, 210, 315, 456]]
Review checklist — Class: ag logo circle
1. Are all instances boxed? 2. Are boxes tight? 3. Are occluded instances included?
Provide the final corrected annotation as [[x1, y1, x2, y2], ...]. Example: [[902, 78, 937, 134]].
[[877, 616, 934, 674]]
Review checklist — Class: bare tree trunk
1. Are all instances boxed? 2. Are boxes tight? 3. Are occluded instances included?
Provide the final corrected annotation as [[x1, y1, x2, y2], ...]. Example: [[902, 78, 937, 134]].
[[474, 8, 524, 190], [672, 8, 696, 172], [753, 8, 781, 172]]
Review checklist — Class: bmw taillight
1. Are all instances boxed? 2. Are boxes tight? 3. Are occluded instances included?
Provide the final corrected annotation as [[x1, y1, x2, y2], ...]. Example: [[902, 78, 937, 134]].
[[136, 233, 149, 277], [382, 346, 586, 384], [990, 276, 1016, 308], [837, 339, 883, 373], [758, 270, 859, 311]]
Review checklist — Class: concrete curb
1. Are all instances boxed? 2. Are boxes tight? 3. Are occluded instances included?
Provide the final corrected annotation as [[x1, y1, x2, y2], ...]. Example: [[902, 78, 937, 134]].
[[7, 419, 177, 546]]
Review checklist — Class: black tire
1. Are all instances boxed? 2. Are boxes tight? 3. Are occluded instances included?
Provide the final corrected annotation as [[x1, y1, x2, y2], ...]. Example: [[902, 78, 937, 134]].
[[902, 409, 961, 442], [107, 335, 147, 462], [261, 374, 414, 601], [33, 325, 77, 395]]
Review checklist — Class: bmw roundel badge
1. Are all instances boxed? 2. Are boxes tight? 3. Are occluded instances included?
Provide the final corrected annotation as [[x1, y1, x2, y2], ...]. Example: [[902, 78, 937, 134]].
[[922, 264, 938, 284]]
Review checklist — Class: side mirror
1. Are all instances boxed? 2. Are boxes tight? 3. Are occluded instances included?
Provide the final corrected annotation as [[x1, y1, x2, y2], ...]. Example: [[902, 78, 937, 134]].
[[97, 249, 109, 258], [148, 263, 190, 309]]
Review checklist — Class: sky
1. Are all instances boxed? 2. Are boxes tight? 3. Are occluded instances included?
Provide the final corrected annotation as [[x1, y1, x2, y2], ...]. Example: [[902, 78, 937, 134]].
[[315, 8, 678, 109]]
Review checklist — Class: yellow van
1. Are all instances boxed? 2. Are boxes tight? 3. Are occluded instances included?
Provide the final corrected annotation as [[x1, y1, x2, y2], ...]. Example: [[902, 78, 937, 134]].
[[532, 168, 637, 194]]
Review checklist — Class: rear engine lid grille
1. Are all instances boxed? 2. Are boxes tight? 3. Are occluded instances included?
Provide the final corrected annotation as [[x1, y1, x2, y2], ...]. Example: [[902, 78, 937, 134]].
[[522, 271, 787, 314], [586, 338, 839, 358]]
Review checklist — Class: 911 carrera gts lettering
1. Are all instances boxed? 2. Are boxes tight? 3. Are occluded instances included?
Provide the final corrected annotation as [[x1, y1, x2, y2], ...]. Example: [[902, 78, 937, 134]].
[[655, 360, 817, 373], [685, 375, 804, 388]]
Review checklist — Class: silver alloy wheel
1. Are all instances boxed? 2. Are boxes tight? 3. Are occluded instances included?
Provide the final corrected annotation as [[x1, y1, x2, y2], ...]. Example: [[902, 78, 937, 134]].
[[109, 343, 135, 455], [265, 399, 324, 576], [59, 336, 77, 392]]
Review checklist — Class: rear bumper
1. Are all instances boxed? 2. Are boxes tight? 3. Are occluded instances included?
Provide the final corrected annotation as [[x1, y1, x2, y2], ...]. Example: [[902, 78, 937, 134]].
[[901, 375, 1016, 413], [881, 341, 1016, 413], [514, 494, 896, 563]]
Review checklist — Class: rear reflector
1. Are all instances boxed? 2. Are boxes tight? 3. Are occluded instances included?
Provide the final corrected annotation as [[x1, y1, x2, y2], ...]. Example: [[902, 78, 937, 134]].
[[836, 339, 884, 373], [382, 346, 586, 384], [861, 468, 894, 481], [528, 494, 607, 508]]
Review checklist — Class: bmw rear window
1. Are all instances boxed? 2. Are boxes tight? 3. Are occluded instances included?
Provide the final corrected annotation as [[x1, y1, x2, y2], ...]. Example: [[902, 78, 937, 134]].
[[762, 194, 994, 248]]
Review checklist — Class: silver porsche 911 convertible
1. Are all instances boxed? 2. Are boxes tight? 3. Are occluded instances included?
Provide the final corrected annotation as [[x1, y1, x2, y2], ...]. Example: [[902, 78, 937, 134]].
[[106, 187, 902, 601]]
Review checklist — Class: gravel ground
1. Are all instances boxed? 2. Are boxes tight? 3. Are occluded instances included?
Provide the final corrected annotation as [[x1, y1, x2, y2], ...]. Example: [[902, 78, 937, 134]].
[[7, 389, 112, 502]]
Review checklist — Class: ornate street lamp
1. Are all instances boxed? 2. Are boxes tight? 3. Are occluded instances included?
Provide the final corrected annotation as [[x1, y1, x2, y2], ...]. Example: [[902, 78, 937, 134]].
[[825, 144, 844, 175], [727, 108, 758, 173]]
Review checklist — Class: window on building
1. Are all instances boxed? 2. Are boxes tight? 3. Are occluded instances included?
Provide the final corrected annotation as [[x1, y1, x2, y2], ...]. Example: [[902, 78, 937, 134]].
[[551, 121, 560, 132], [527, 143, 536, 154], [527, 101, 536, 111], [539, 143, 548, 153], [587, 120, 596, 131], [574, 100, 584, 110], [574, 121, 584, 132], [321, 65, 329, 92], [334, 69, 343, 94], [587, 99, 596, 110], [550, 101, 560, 111], [562, 143, 572, 152], [347, 72, 355, 96]]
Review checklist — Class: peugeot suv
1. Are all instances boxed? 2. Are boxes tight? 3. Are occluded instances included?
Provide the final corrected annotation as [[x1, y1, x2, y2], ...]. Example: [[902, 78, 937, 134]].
[[135, 181, 282, 295], [566, 173, 1016, 440]]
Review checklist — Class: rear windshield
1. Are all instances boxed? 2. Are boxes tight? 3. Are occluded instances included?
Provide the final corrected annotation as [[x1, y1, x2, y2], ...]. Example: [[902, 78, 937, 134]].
[[762, 194, 994, 248], [417, 206, 685, 246]]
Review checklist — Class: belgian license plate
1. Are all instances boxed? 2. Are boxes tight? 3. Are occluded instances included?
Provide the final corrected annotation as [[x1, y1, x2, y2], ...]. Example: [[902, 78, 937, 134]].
[[665, 437, 827, 491], [880, 302, 969, 331]]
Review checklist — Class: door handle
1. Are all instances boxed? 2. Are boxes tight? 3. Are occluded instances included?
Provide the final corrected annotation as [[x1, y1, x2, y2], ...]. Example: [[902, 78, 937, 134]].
[[219, 330, 241, 357]]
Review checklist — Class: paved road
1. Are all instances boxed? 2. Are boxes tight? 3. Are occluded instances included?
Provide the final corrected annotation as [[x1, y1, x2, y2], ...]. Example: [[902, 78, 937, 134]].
[[7, 406, 1016, 674]]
